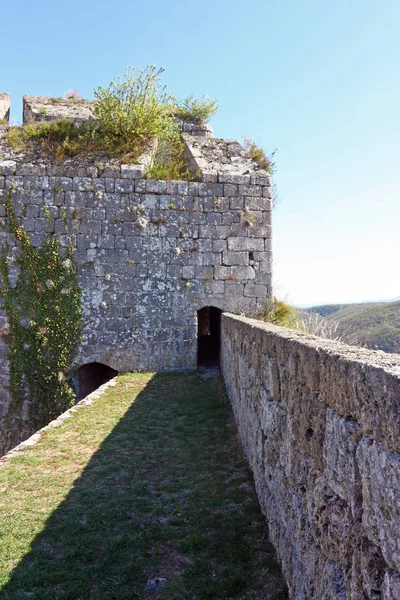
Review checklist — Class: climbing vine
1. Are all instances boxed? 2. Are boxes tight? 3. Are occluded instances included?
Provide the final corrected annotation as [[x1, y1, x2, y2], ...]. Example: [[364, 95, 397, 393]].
[[0, 184, 84, 430]]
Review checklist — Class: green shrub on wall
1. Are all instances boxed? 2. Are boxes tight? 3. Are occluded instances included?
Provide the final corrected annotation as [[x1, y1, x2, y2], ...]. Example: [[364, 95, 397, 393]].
[[0, 185, 84, 430], [7, 65, 218, 178]]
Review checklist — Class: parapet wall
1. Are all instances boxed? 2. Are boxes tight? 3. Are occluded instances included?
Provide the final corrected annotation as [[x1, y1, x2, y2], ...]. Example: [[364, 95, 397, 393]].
[[221, 314, 400, 599]]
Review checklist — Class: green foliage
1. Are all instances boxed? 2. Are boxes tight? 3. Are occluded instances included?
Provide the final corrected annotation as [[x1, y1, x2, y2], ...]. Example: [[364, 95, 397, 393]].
[[0, 184, 84, 430], [176, 94, 219, 123], [7, 119, 91, 162], [244, 138, 276, 175], [6, 66, 218, 170], [93, 65, 177, 159], [255, 297, 301, 329]]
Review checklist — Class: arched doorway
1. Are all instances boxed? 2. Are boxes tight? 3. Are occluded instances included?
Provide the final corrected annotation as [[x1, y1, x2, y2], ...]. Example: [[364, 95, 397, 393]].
[[73, 362, 119, 400], [197, 306, 222, 367]]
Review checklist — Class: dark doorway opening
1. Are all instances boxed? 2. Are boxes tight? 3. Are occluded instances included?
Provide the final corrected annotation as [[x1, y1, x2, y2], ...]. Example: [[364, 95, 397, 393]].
[[73, 363, 119, 400], [197, 306, 222, 367]]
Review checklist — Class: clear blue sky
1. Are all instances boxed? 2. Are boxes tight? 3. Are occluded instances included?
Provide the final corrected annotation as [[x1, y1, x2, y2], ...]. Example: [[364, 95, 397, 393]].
[[3, 0, 400, 305]]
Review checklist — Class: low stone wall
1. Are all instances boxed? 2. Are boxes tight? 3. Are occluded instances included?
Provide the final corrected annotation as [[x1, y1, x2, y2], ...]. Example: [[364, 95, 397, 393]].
[[221, 314, 400, 600]]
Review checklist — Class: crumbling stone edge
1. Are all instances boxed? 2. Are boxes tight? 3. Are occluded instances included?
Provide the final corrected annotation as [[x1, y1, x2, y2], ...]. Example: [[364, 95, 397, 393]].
[[0, 377, 118, 468]]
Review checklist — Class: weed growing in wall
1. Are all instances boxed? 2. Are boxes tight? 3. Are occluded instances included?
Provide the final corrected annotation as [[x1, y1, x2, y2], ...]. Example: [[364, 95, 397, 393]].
[[254, 297, 301, 329], [146, 133, 201, 180], [176, 94, 219, 123], [93, 65, 176, 158], [244, 139, 276, 174], [244, 138, 280, 205], [0, 185, 84, 430]]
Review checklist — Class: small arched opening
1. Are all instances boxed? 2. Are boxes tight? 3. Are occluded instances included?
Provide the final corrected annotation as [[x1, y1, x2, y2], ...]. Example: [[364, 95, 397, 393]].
[[197, 306, 222, 368], [73, 362, 119, 400]]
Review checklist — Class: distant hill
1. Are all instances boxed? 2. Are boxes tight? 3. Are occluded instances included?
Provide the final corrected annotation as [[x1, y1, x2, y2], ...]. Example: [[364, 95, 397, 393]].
[[308, 301, 400, 354]]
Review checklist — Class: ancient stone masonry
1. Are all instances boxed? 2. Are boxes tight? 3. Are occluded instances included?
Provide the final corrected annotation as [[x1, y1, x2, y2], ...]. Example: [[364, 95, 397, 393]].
[[0, 94, 272, 454], [221, 314, 400, 600], [0, 93, 10, 124]]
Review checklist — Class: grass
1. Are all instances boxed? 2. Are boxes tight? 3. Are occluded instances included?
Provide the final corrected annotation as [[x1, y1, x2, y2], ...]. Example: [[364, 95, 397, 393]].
[[0, 372, 287, 600], [7, 119, 150, 164], [253, 297, 301, 329], [243, 139, 275, 175]]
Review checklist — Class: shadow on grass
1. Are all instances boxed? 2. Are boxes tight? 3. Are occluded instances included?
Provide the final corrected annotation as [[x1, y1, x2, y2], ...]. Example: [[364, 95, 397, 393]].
[[1, 372, 287, 600]]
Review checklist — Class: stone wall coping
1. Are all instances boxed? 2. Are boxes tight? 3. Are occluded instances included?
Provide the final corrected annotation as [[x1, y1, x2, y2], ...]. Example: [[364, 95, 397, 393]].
[[0, 377, 118, 468], [223, 313, 400, 376]]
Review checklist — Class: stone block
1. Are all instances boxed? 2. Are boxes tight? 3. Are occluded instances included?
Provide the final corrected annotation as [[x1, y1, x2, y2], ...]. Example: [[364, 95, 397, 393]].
[[97, 235, 115, 250], [245, 196, 271, 211], [145, 180, 166, 194], [263, 186, 273, 199], [201, 171, 218, 183], [383, 571, 400, 600], [244, 284, 269, 298], [323, 409, 362, 516], [121, 164, 144, 179], [218, 173, 251, 184], [247, 224, 272, 238], [207, 213, 222, 225], [0, 161, 16, 176], [202, 251, 222, 266], [227, 237, 264, 252], [0, 93, 10, 123], [357, 439, 400, 570], [202, 280, 224, 295], [22, 95, 94, 125], [115, 179, 134, 194], [229, 196, 245, 210], [255, 176, 272, 186], [239, 184, 262, 197], [223, 251, 249, 266], [214, 266, 231, 279], [182, 266, 195, 279], [212, 240, 227, 252], [224, 184, 239, 196]]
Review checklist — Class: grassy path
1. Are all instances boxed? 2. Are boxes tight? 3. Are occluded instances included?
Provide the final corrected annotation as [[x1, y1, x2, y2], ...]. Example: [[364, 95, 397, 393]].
[[0, 372, 287, 599]]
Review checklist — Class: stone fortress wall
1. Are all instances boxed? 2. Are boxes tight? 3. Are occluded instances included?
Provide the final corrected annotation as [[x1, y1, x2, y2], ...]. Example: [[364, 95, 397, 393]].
[[3, 93, 399, 600], [0, 94, 272, 453], [221, 314, 400, 600]]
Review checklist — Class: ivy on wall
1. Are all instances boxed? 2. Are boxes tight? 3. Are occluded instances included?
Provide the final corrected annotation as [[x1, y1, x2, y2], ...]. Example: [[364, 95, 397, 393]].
[[0, 184, 84, 431]]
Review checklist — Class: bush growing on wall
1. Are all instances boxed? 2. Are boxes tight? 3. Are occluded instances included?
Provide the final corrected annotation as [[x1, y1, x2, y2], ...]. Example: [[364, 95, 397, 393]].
[[0, 185, 84, 430], [7, 65, 219, 172], [93, 65, 177, 159]]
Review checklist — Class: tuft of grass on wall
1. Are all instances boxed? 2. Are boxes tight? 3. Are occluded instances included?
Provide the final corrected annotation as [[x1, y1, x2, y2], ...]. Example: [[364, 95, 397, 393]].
[[254, 297, 302, 329]]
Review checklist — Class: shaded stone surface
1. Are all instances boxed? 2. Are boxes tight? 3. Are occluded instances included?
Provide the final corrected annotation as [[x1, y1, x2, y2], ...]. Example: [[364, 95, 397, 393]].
[[221, 314, 400, 599]]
